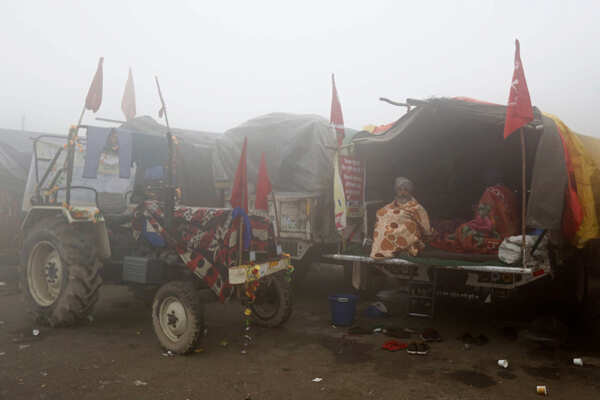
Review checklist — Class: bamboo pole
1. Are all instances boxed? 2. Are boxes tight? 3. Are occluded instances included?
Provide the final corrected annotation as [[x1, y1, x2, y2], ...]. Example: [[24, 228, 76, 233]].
[[520, 128, 527, 263]]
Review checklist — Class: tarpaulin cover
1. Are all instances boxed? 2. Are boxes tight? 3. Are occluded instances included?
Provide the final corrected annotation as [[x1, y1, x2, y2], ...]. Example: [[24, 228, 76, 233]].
[[214, 113, 337, 193], [526, 114, 567, 230], [546, 113, 600, 248], [132, 200, 275, 301], [121, 117, 220, 207], [351, 98, 585, 241]]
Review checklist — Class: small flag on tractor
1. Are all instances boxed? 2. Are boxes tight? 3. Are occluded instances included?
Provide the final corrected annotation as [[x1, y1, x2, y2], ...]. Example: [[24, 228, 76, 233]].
[[85, 57, 104, 113], [330, 74, 346, 147], [121, 67, 136, 121], [230, 137, 248, 213], [503, 39, 534, 139], [255, 153, 272, 211]]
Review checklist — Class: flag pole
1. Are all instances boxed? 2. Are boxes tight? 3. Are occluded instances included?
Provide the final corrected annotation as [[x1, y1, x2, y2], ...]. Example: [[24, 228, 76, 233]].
[[66, 100, 88, 205], [271, 192, 281, 241], [154, 76, 175, 231], [520, 128, 527, 262], [238, 190, 245, 266]]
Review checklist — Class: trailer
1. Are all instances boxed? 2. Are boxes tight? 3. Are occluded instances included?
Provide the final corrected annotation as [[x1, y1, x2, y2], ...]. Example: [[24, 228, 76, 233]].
[[325, 97, 600, 320]]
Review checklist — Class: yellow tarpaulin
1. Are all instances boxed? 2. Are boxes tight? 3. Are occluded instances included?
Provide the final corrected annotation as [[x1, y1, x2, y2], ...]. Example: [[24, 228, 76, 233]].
[[544, 113, 600, 247]]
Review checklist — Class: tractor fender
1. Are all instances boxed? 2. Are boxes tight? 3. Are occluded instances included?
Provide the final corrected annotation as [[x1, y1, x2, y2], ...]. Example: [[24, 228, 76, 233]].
[[21, 206, 111, 260]]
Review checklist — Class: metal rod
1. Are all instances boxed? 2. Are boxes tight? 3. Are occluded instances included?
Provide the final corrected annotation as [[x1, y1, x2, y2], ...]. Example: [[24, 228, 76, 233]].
[[66, 105, 86, 205], [520, 128, 527, 263], [38, 147, 64, 190], [154, 76, 175, 231], [379, 97, 410, 108], [530, 229, 547, 256], [238, 188, 245, 266], [95, 117, 126, 124]]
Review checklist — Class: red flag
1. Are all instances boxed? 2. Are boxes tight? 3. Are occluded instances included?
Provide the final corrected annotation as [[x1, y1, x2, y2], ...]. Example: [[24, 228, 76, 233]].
[[85, 57, 104, 113], [255, 153, 272, 211], [230, 137, 248, 212], [503, 40, 534, 139], [330, 74, 345, 147], [121, 67, 136, 121]]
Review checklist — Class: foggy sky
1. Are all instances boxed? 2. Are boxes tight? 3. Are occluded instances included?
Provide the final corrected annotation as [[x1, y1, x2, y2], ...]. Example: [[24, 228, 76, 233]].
[[1, 0, 599, 136]]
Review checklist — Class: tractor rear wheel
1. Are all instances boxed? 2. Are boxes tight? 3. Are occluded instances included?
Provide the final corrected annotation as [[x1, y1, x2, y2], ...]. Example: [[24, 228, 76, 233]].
[[20, 217, 102, 327]]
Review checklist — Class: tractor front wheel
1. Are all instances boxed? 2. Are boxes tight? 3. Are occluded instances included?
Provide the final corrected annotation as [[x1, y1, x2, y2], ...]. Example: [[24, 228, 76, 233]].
[[250, 273, 293, 328], [152, 281, 205, 354]]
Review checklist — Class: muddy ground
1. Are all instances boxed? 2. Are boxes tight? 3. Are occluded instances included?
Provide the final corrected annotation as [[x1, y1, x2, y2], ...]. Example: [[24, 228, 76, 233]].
[[1, 263, 600, 400]]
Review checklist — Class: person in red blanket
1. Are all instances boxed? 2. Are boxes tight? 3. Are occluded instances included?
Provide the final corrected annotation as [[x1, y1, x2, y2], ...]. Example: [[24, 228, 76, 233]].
[[431, 173, 520, 254]]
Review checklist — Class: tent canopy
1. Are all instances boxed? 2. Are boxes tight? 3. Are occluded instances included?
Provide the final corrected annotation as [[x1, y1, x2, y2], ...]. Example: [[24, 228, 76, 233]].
[[352, 97, 568, 231]]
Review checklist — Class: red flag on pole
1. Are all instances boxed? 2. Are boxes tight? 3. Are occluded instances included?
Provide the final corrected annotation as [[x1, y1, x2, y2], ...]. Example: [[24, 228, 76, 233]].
[[121, 67, 136, 121], [330, 74, 345, 147], [503, 39, 534, 139], [85, 57, 104, 113], [230, 137, 248, 213], [255, 153, 272, 211]]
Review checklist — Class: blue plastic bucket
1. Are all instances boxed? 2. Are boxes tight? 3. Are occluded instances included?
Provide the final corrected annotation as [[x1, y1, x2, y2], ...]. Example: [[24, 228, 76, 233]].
[[328, 294, 358, 326]]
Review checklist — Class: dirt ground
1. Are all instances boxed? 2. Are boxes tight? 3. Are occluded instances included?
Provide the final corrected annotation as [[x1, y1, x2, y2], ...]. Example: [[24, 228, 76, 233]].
[[1, 264, 600, 400]]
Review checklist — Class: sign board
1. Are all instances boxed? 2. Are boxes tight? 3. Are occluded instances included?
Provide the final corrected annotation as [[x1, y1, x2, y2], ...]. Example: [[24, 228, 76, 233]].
[[339, 155, 364, 217]]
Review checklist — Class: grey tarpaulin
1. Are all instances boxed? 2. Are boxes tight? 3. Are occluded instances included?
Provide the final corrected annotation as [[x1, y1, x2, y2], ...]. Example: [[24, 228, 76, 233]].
[[526, 115, 567, 229], [121, 116, 220, 148], [214, 113, 337, 192]]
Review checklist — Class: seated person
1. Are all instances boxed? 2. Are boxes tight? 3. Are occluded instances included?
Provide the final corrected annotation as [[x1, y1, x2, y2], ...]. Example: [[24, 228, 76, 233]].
[[370, 177, 433, 258], [431, 180, 519, 254]]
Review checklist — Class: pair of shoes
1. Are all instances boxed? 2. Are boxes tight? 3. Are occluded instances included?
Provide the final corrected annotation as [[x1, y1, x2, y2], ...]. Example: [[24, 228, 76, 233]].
[[382, 340, 408, 352], [420, 328, 441, 342], [407, 342, 429, 355]]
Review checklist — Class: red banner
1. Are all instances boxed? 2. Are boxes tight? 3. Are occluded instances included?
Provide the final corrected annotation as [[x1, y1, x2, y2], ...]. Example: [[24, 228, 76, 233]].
[[339, 156, 364, 216]]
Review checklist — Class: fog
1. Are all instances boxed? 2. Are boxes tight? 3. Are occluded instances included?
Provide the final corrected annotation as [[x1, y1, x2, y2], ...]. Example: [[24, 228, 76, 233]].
[[1, 0, 599, 136]]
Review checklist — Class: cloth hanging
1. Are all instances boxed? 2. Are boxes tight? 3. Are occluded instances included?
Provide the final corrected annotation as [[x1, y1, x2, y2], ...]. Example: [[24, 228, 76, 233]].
[[116, 129, 132, 178], [83, 127, 132, 179], [82, 127, 111, 179]]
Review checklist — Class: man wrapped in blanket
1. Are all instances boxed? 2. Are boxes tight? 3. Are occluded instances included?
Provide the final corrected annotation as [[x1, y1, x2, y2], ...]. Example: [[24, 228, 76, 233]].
[[370, 177, 433, 258]]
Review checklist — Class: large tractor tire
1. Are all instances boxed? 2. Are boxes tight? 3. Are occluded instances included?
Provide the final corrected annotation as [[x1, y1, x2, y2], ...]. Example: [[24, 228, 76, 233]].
[[250, 273, 293, 328], [20, 217, 102, 327], [152, 281, 205, 354]]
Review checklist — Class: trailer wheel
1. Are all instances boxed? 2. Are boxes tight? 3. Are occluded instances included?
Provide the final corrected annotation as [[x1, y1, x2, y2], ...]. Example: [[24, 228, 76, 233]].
[[20, 217, 102, 327], [250, 274, 293, 327], [152, 281, 204, 354]]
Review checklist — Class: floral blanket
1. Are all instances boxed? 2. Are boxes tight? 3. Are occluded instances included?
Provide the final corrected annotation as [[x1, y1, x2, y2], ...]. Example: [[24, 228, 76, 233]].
[[370, 198, 432, 258], [132, 200, 275, 302]]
